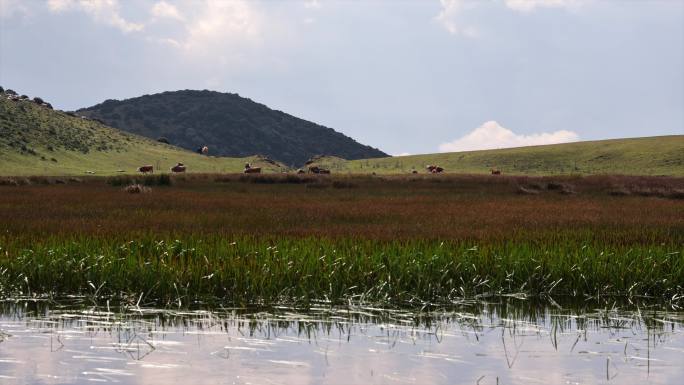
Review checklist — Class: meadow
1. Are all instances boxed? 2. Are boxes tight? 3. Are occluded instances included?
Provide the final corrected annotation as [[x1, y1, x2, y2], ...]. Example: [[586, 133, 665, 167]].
[[309, 135, 684, 176], [0, 173, 682, 308], [3, 94, 682, 178]]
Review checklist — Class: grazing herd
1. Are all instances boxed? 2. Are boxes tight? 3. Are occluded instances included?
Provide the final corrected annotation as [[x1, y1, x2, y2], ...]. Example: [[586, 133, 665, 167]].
[[135, 162, 335, 174], [135, 161, 502, 176], [136, 163, 186, 173]]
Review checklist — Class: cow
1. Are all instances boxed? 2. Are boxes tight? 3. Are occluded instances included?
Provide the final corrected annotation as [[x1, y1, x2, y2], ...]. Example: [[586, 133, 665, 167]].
[[308, 166, 330, 174], [491, 169, 501, 175], [171, 162, 186, 173], [138, 165, 154, 174], [201, 146, 208, 155], [244, 163, 261, 174], [426, 165, 444, 173]]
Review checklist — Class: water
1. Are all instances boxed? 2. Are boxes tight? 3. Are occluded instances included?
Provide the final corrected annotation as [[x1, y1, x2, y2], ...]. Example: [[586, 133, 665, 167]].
[[0, 300, 682, 384]]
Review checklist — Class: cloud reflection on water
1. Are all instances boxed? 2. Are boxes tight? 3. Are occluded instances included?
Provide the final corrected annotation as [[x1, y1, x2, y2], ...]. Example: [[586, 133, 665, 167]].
[[0, 302, 682, 385]]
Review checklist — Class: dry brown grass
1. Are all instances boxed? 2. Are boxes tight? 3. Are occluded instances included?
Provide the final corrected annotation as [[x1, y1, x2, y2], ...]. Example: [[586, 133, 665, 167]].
[[0, 174, 681, 245]]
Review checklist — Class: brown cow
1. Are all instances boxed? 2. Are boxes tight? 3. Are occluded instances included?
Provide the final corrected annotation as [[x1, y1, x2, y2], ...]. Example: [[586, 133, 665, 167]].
[[244, 163, 261, 173], [138, 165, 154, 174], [171, 162, 186, 173], [201, 146, 209, 155], [426, 165, 444, 173], [308, 166, 330, 174], [491, 169, 501, 175]]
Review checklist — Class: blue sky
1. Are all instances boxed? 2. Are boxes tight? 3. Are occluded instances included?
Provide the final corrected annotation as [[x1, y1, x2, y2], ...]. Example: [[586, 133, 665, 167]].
[[1, 0, 682, 155]]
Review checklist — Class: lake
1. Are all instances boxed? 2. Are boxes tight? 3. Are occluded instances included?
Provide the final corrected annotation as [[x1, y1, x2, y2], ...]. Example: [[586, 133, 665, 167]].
[[0, 299, 682, 384]]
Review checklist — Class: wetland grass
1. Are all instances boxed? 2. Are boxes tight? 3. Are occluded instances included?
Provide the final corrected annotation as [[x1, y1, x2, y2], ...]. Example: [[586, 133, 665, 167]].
[[0, 174, 682, 307], [0, 237, 681, 307]]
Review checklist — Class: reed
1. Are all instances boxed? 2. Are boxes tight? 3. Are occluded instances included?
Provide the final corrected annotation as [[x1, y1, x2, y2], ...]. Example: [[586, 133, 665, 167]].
[[0, 236, 681, 307], [0, 175, 681, 307]]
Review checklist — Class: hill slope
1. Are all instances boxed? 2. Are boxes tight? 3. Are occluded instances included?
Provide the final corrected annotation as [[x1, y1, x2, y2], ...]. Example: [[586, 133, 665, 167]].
[[308, 136, 684, 176], [77, 90, 387, 166], [0, 94, 286, 176]]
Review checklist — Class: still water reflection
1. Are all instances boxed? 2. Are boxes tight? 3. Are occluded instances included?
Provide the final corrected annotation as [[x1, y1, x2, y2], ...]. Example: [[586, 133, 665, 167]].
[[0, 300, 682, 384]]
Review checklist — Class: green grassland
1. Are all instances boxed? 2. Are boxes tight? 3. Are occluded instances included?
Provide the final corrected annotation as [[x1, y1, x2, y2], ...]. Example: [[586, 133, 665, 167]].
[[0, 97, 286, 175], [309, 136, 684, 176], [3, 94, 682, 177]]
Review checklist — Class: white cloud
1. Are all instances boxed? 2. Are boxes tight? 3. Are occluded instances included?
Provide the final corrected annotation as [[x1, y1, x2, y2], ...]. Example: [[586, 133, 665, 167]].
[[304, 0, 321, 9], [393, 152, 412, 157], [47, 0, 72, 12], [438, 121, 579, 152], [46, 0, 144, 33], [434, 0, 463, 35], [434, 0, 481, 37], [145, 36, 181, 47], [47, 0, 261, 55], [1, 0, 31, 19], [151, 1, 184, 21], [182, 0, 261, 53], [303, 0, 320, 24], [504, 0, 585, 13], [434, 0, 586, 35]]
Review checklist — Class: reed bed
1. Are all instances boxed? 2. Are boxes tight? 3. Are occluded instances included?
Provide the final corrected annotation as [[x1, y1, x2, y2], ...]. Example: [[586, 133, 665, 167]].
[[0, 175, 682, 307], [0, 237, 681, 307]]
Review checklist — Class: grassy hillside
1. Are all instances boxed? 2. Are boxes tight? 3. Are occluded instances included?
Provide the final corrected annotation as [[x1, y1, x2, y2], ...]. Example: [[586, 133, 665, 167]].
[[77, 90, 387, 166], [0, 96, 286, 176], [308, 136, 684, 176]]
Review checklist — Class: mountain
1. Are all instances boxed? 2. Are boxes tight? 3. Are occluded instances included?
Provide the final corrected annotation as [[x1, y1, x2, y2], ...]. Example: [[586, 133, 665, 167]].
[[0, 90, 286, 176], [77, 90, 387, 166], [307, 136, 684, 176]]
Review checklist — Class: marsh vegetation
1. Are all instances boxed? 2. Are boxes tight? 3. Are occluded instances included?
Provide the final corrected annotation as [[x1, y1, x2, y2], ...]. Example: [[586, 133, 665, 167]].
[[1, 174, 681, 307]]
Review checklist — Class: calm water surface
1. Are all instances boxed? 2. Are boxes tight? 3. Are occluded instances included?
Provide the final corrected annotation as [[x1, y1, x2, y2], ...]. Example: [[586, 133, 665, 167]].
[[0, 300, 682, 384]]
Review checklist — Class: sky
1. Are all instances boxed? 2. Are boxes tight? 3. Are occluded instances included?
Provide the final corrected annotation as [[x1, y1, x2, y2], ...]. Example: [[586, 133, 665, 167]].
[[0, 0, 682, 155]]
